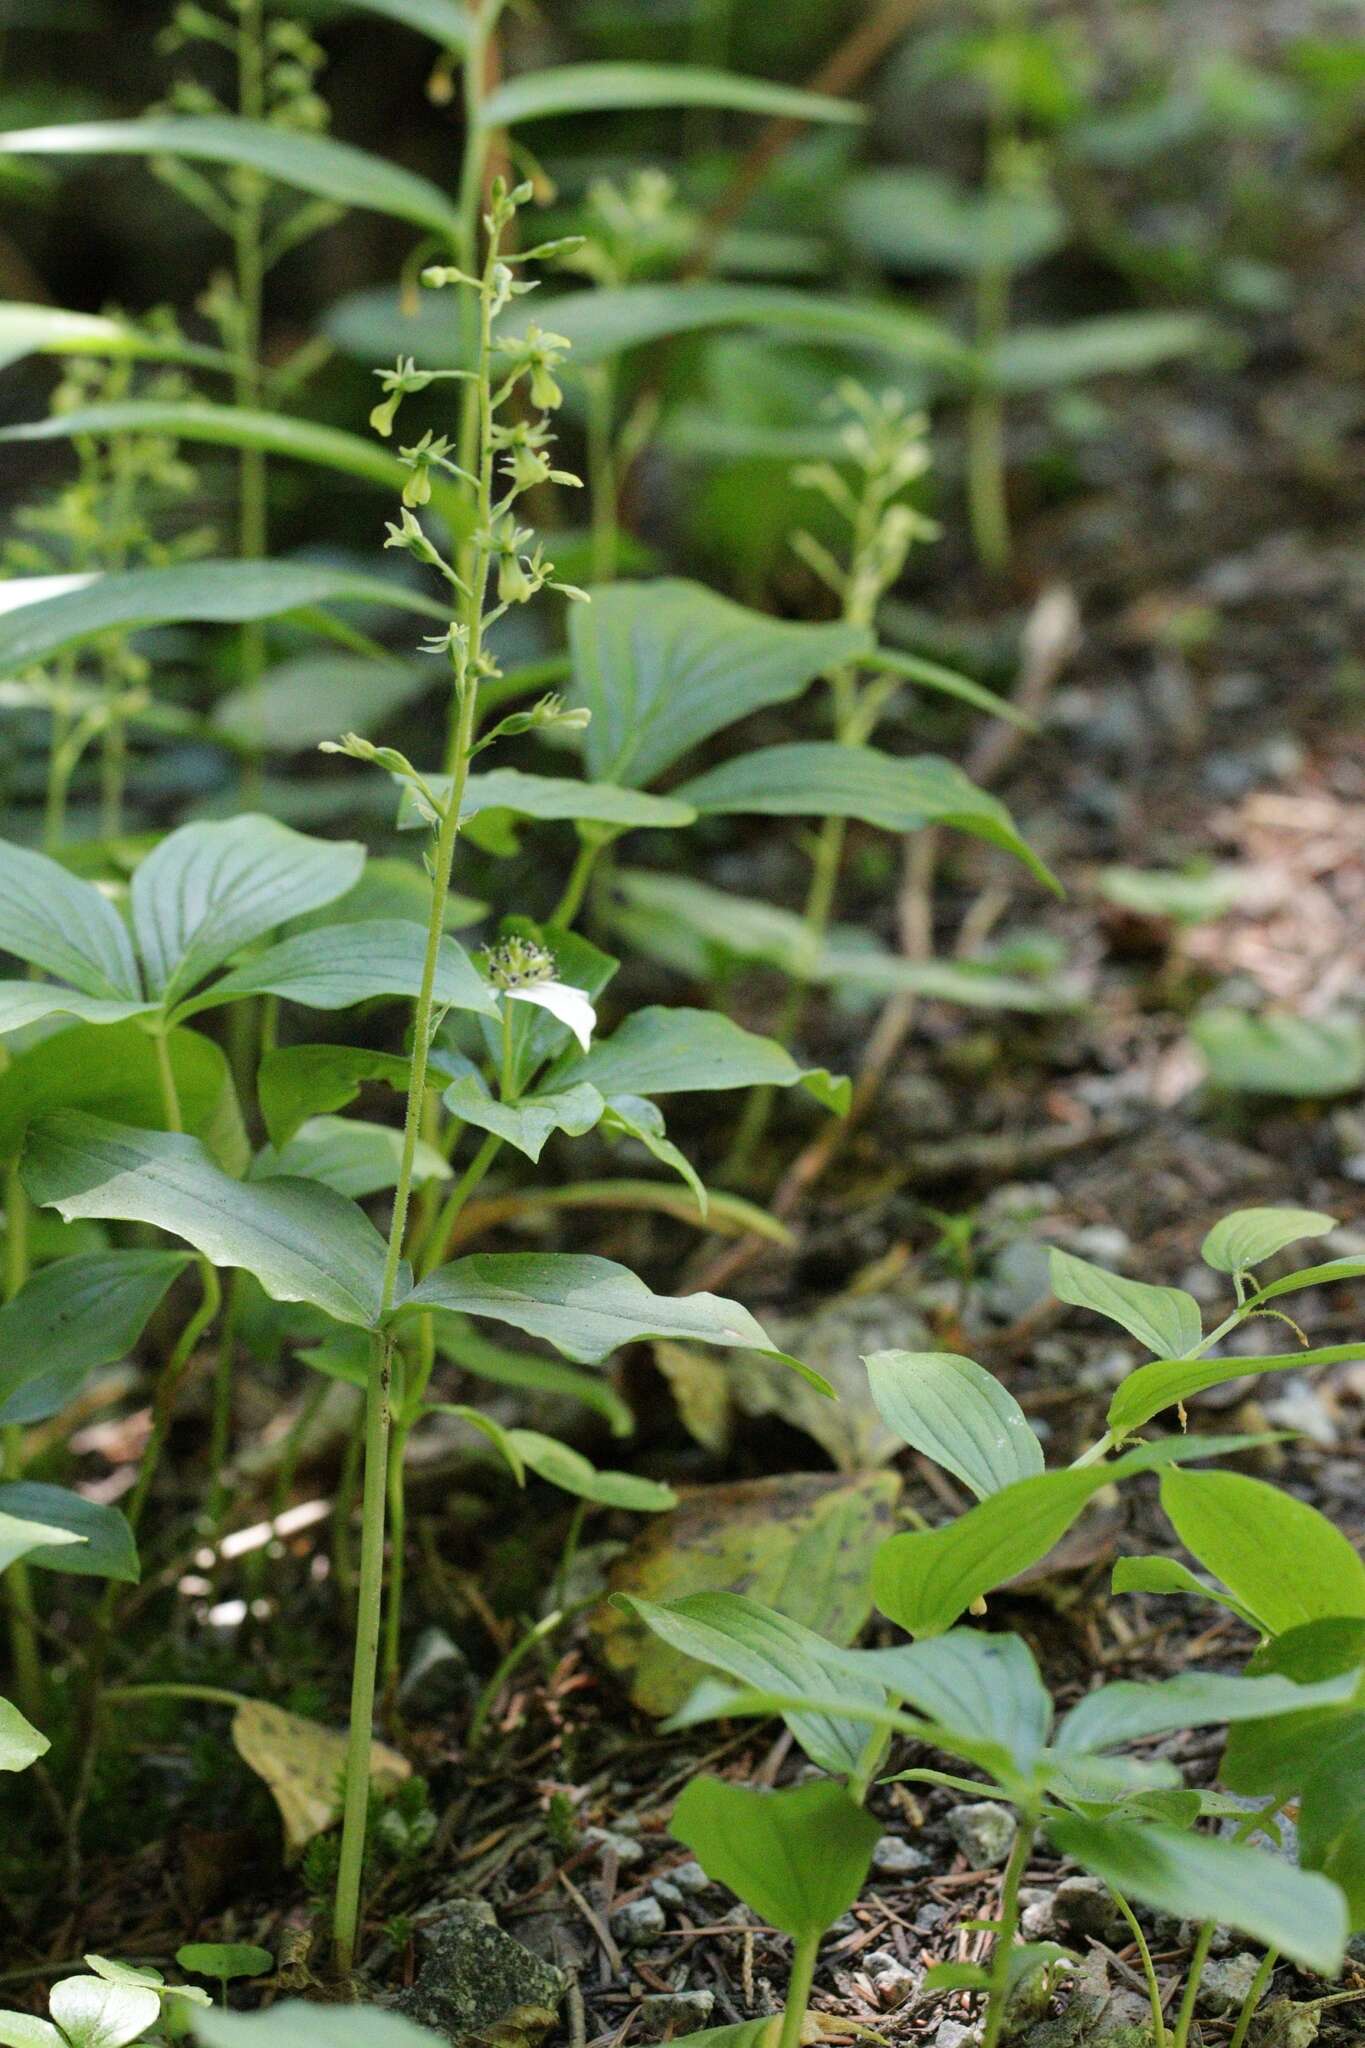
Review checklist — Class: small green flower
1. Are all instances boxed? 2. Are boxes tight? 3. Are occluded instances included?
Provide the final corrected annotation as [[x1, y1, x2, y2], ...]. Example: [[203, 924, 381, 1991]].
[[483, 936, 557, 991]]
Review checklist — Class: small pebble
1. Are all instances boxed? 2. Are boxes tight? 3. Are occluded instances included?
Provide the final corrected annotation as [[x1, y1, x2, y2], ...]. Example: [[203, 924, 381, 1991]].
[[584, 1826, 645, 1867], [871, 1833, 930, 1879], [932, 2021, 979, 2048], [669, 1860, 710, 1896], [639, 1991, 715, 2031], [650, 1878, 684, 1910], [1198, 1952, 1265, 2016], [612, 1897, 666, 1947], [1050, 1874, 1128, 1946], [946, 1801, 1017, 1869], [862, 1949, 919, 2009]]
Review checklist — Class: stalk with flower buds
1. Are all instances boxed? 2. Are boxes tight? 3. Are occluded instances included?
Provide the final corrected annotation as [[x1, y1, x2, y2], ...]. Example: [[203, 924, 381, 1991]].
[[330, 176, 587, 1974]]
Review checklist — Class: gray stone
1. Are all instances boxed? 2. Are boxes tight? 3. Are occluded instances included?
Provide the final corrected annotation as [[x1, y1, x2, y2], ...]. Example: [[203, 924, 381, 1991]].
[[393, 1900, 566, 2044], [1199, 1952, 1265, 2017], [862, 1949, 918, 2008], [639, 1991, 715, 2031], [871, 1833, 930, 1878], [1247, 1996, 1323, 2046], [945, 1801, 1017, 1868], [612, 1896, 667, 1947], [584, 1825, 646, 1868], [983, 1240, 1054, 1322], [651, 1878, 684, 1910], [1070, 1225, 1131, 1265], [670, 1860, 709, 1896], [1051, 1875, 1128, 1947], [932, 2022, 979, 2048]]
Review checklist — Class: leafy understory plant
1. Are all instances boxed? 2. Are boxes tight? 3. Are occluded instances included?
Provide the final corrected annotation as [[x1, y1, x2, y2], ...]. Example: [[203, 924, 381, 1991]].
[[0, 1956, 209, 2048]]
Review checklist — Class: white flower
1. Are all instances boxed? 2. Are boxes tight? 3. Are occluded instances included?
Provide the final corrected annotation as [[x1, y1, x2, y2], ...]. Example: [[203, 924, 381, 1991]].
[[505, 980, 596, 1052]]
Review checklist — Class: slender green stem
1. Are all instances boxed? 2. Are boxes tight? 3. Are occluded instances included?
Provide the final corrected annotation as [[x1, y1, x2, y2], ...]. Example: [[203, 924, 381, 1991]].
[[585, 365, 619, 583], [1170, 1920, 1216, 2048], [776, 1931, 820, 2048], [551, 836, 604, 928], [981, 1812, 1036, 2048], [381, 1406, 408, 1692], [2, 1163, 41, 1723], [467, 1605, 566, 1749], [1110, 1888, 1168, 2047], [845, 1722, 889, 1807], [105, 1681, 248, 1711], [234, 0, 268, 795], [418, 1130, 502, 1277], [552, 1498, 587, 1613], [152, 1027, 183, 1133], [1227, 1946, 1276, 2048]]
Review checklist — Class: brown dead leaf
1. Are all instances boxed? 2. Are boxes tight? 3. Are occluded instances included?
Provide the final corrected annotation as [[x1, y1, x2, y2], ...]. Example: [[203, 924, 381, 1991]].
[[231, 1700, 410, 1856]]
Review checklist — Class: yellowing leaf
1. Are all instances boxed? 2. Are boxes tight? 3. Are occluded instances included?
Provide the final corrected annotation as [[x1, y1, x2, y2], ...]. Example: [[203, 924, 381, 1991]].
[[231, 1701, 409, 1856]]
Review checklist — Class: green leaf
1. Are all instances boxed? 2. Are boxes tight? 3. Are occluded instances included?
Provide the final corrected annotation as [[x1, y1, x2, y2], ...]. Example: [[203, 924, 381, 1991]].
[[212, 654, 428, 755], [561, 1006, 849, 1114], [47, 1975, 162, 2048], [670, 1777, 880, 1940], [867, 645, 1034, 728], [131, 816, 363, 1008], [1054, 1668, 1360, 1757], [0, 2014, 63, 2048], [0, 1695, 49, 1773], [1046, 1815, 1347, 1975], [0, 985, 151, 1035], [0, 837, 140, 999], [568, 579, 871, 786], [1160, 1467, 1365, 1634], [858, 1628, 1052, 1775], [399, 767, 697, 833], [0, 1505, 82, 1574], [1096, 864, 1244, 925], [1192, 1008, 1365, 1098], [252, 1116, 448, 1200], [863, 1350, 1044, 1500], [480, 63, 864, 129], [440, 1068, 605, 1164], [1201, 1206, 1337, 1275], [674, 745, 1057, 892], [0, 560, 447, 672], [872, 1438, 1257, 1638], [0, 1249, 189, 1426], [23, 1112, 392, 1329], [992, 311, 1212, 392], [258, 1044, 410, 1150], [333, 0, 468, 44], [176, 1945, 273, 1986], [0, 1021, 247, 1172], [194, 2000, 445, 2048], [1110, 1554, 1261, 1627], [842, 167, 1065, 274], [619, 1590, 887, 1778], [178, 919, 496, 1022], [0, 118, 461, 235], [505, 1431, 675, 1512], [430, 1314, 633, 1437], [0, 299, 231, 375], [1109, 1344, 1363, 1439], [1049, 1247, 1203, 1358], [1248, 1257, 1365, 1307], [0, 1482, 136, 1582], [406, 1253, 802, 1369], [600, 1094, 706, 1214]]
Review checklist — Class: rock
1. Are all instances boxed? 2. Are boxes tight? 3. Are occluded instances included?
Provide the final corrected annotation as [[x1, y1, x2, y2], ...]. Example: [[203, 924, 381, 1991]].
[[946, 1801, 1017, 1869], [1021, 1899, 1056, 1940], [862, 1949, 919, 2008], [670, 1860, 709, 1896], [932, 2022, 978, 2048], [393, 1900, 566, 2045], [612, 1896, 667, 1948], [639, 1991, 715, 2032], [650, 1878, 684, 1910], [1070, 1225, 1131, 1265], [982, 1240, 1054, 1322], [1199, 1953, 1265, 2016], [584, 1825, 646, 1868], [1247, 1997, 1322, 2046], [871, 1833, 930, 1878], [1051, 1875, 1129, 1947]]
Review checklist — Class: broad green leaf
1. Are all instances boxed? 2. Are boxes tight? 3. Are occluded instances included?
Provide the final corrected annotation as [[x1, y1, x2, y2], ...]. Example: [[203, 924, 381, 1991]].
[[1096, 864, 1244, 925], [992, 311, 1211, 392], [406, 1253, 801, 1368], [856, 1628, 1052, 1774], [258, 1044, 410, 1150], [1046, 1815, 1346, 1975], [505, 1430, 675, 1512], [23, 1112, 393, 1329], [0, 838, 139, 999], [0, 1249, 189, 1426], [619, 1590, 887, 1778], [441, 1067, 604, 1164], [817, 933, 1078, 1012], [0, 985, 151, 1035], [0, 560, 446, 673], [872, 1438, 1257, 1638], [1201, 1206, 1336, 1275], [674, 744, 1057, 891], [0, 300, 230, 374], [670, 1777, 880, 1939], [1192, 1008, 1365, 1098], [863, 1350, 1043, 1500], [1111, 1554, 1260, 1627], [0, 118, 461, 235], [252, 1116, 448, 1200], [327, 280, 970, 379], [0, 1506, 82, 1574], [212, 654, 428, 754], [0, 1696, 49, 1773], [178, 919, 496, 1022], [398, 767, 696, 833], [0, 1021, 247, 1172], [0, 1481, 136, 1582], [431, 1314, 633, 1437], [481, 63, 863, 129], [842, 167, 1065, 274], [0, 403, 465, 525], [333, 0, 469, 46], [1054, 1668, 1360, 1757], [560, 1006, 849, 1114], [0, 2015, 62, 2048], [195, 2001, 444, 2048], [1109, 1343, 1363, 1438], [132, 816, 363, 1008], [567, 579, 871, 786], [1049, 1246, 1202, 1358], [47, 1977, 161, 2048], [176, 1945, 273, 1986], [1160, 1468, 1365, 1634], [84, 1958, 205, 2006]]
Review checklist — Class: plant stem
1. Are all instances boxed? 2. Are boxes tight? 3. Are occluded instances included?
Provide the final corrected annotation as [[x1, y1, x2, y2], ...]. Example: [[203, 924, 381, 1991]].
[[1110, 1888, 1168, 2047], [1227, 1946, 1276, 2048], [585, 365, 619, 583], [418, 1130, 502, 1278], [234, 0, 268, 795], [981, 1812, 1036, 2048], [1170, 1920, 1216, 2048], [776, 1931, 820, 2048], [153, 1027, 184, 1133], [2, 1162, 41, 1724], [551, 836, 604, 928]]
